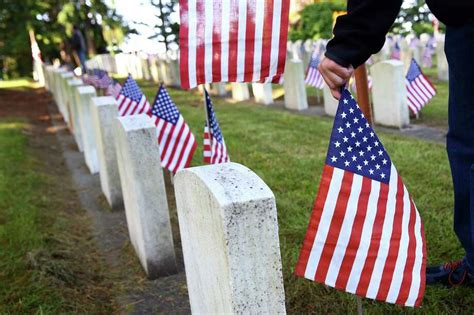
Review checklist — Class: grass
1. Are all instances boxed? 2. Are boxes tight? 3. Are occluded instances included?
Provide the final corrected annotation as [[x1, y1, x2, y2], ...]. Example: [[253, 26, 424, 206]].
[[137, 80, 470, 314], [0, 118, 116, 314]]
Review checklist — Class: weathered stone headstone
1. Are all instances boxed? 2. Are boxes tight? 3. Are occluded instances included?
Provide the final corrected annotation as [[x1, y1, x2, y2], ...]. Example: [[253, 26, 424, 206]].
[[52, 68, 66, 110], [66, 78, 84, 132], [91, 96, 123, 209], [174, 162, 286, 314], [283, 59, 308, 111], [371, 60, 409, 128], [252, 83, 273, 105], [76, 85, 99, 173], [323, 85, 339, 117], [436, 35, 448, 81], [231, 83, 250, 102], [114, 114, 177, 279], [211, 83, 227, 97], [400, 39, 412, 72]]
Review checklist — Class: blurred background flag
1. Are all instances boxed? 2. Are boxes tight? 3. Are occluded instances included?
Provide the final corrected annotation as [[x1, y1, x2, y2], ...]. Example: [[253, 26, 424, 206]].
[[295, 89, 426, 307], [406, 58, 436, 115], [105, 80, 122, 98], [305, 52, 325, 89], [149, 85, 197, 173], [203, 89, 230, 164], [116, 75, 151, 116], [179, 0, 290, 89]]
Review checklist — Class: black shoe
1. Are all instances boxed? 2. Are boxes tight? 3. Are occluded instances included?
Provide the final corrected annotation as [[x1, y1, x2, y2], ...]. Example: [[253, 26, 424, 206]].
[[426, 257, 473, 286]]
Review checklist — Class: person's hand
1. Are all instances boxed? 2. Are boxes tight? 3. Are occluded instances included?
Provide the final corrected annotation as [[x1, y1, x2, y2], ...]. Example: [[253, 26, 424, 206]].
[[318, 57, 354, 100]]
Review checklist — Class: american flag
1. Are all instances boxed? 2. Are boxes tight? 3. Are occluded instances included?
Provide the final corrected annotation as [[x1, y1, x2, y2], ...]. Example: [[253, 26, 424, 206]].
[[116, 75, 151, 116], [295, 89, 426, 307], [391, 41, 401, 60], [406, 59, 436, 115], [305, 53, 324, 89], [350, 74, 373, 92], [179, 0, 290, 89], [203, 89, 230, 164], [105, 81, 122, 98], [96, 72, 113, 89], [149, 85, 197, 173], [421, 37, 435, 68]]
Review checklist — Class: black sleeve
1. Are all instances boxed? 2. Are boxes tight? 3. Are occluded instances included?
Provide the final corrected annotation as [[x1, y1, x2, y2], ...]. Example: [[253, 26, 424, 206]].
[[325, 0, 403, 68]]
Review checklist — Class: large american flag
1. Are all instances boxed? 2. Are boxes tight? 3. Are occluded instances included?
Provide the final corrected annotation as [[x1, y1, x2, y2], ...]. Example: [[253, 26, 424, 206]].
[[406, 58, 436, 115], [305, 52, 324, 89], [203, 89, 230, 164], [179, 0, 290, 89], [149, 85, 197, 173], [295, 89, 426, 307], [116, 75, 151, 116]]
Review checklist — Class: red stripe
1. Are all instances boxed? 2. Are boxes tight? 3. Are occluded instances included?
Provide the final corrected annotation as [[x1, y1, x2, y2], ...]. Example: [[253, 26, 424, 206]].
[[243, 0, 256, 82], [179, 0, 190, 89], [212, 2, 222, 82], [355, 183, 389, 296], [334, 177, 372, 290], [295, 165, 334, 277], [157, 120, 168, 144], [160, 124, 176, 161], [183, 138, 197, 169], [415, 212, 427, 307], [196, 0, 206, 86], [395, 198, 417, 305], [164, 122, 186, 169], [275, 0, 290, 78], [376, 177, 405, 301], [172, 130, 191, 173], [227, 0, 239, 82], [315, 172, 354, 282], [130, 101, 140, 115], [259, 0, 274, 80]]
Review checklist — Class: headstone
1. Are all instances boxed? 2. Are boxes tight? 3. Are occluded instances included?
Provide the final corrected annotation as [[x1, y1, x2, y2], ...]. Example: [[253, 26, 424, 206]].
[[59, 72, 74, 123], [52, 68, 66, 109], [283, 59, 308, 111], [91, 96, 123, 209], [436, 35, 448, 81], [174, 162, 286, 314], [303, 39, 314, 68], [371, 60, 409, 128], [211, 83, 227, 97], [231, 83, 250, 102], [66, 78, 84, 132], [323, 85, 339, 117], [252, 83, 273, 105], [149, 56, 160, 83], [114, 114, 177, 279], [76, 85, 100, 172], [400, 39, 412, 72]]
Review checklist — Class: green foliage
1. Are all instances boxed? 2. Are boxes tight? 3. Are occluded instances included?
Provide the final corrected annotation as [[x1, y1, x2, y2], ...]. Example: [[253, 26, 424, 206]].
[[390, 1, 443, 36], [146, 0, 180, 50], [289, 2, 346, 41]]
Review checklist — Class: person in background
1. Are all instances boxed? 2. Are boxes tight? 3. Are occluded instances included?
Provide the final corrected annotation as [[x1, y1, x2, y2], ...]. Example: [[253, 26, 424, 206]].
[[71, 25, 87, 73], [319, 0, 474, 287]]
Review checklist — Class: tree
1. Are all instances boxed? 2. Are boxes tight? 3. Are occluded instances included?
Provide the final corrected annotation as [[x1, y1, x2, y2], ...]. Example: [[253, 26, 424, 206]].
[[390, 1, 437, 36], [145, 0, 179, 51]]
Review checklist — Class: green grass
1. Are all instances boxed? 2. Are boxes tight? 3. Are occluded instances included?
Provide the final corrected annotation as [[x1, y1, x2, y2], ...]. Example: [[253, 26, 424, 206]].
[[0, 119, 115, 314], [138, 80, 470, 314]]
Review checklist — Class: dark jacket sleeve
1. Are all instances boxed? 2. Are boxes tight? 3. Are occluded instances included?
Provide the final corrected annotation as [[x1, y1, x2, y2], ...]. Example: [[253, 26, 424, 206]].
[[325, 0, 403, 68]]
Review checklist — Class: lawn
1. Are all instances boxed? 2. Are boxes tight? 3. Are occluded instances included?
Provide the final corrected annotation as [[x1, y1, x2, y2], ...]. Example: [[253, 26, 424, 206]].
[[138, 80, 469, 314], [0, 118, 116, 314]]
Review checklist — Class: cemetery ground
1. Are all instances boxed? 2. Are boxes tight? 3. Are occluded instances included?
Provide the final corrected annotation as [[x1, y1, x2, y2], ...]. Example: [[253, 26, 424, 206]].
[[1, 76, 472, 314]]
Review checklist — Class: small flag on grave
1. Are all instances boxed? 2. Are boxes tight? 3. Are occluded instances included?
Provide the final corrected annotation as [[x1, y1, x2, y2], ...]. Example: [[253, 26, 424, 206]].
[[116, 75, 151, 116], [295, 89, 426, 307], [203, 89, 230, 164], [105, 80, 122, 98], [305, 52, 325, 89], [391, 41, 401, 60], [96, 72, 114, 89], [179, 0, 290, 89], [149, 85, 197, 173], [406, 58, 436, 115]]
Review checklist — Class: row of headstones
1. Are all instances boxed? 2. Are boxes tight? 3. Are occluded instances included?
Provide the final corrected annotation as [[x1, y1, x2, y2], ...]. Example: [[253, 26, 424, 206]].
[[42, 64, 287, 314]]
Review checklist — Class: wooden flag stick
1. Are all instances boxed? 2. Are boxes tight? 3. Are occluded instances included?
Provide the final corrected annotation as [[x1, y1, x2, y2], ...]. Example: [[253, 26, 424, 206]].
[[356, 296, 364, 315], [354, 64, 372, 125]]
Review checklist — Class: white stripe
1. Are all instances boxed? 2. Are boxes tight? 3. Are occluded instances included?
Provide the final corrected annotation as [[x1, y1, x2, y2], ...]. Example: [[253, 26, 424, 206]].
[[304, 168, 345, 280], [406, 203, 423, 306], [236, 0, 247, 82], [407, 89, 423, 111], [119, 99, 132, 116], [267, 0, 282, 79], [411, 81, 429, 103], [345, 180, 380, 293], [162, 117, 184, 166], [168, 125, 191, 171], [211, 135, 220, 163], [407, 94, 419, 113], [252, 0, 265, 81], [366, 164, 399, 299], [325, 174, 363, 287], [220, 0, 230, 82], [386, 184, 411, 303], [124, 101, 138, 116], [188, 0, 197, 88], [416, 77, 435, 97], [176, 133, 196, 171], [136, 96, 147, 114], [158, 122, 173, 160], [204, 0, 213, 83]]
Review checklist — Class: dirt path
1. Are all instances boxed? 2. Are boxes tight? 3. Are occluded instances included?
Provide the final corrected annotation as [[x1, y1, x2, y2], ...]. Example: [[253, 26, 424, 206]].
[[0, 86, 190, 314]]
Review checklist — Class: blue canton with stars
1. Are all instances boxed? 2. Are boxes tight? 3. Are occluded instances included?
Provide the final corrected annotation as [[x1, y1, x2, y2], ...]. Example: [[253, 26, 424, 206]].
[[150, 85, 180, 125], [119, 75, 145, 104], [406, 58, 423, 83], [308, 54, 320, 69], [205, 89, 224, 143], [326, 89, 392, 184]]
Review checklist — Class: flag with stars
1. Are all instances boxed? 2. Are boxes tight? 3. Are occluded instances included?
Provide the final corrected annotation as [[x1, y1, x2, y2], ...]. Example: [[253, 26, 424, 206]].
[[406, 58, 436, 115], [295, 89, 426, 307], [96, 72, 113, 89], [149, 84, 197, 173], [305, 52, 324, 89], [203, 89, 230, 164], [116, 75, 151, 116]]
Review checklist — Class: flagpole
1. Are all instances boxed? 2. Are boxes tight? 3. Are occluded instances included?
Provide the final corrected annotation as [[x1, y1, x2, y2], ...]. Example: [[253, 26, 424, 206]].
[[356, 296, 364, 315], [354, 64, 372, 125], [202, 84, 212, 157]]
